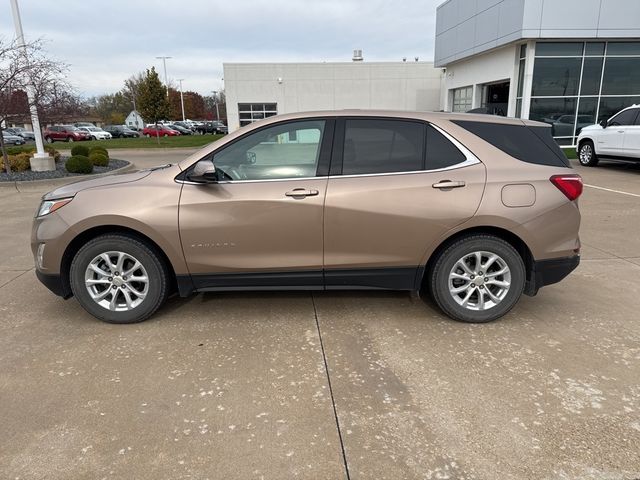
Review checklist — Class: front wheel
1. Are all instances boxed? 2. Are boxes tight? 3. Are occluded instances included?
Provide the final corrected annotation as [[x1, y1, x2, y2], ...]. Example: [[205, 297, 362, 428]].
[[70, 234, 169, 324], [427, 235, 525, 323], [45, 137, 53, 143], [145, 133, 151, 138], [578, 141, 599, 167]]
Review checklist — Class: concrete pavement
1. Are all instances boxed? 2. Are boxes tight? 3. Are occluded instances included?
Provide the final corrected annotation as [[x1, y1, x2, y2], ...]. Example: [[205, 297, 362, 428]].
[[1, 154, 639, 479]]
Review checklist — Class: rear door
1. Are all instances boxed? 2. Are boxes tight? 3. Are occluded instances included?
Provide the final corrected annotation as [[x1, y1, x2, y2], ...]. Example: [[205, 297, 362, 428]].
[[323, 118, 486, 289]]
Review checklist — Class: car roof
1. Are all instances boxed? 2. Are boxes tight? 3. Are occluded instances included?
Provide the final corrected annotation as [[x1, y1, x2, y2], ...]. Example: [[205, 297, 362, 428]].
[[250, 109, 548, 128]]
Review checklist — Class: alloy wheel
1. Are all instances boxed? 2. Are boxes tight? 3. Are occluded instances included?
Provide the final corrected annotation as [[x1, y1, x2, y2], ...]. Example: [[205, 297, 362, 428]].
[[84, 251, 149, 311], [448, 251, 511, 311]]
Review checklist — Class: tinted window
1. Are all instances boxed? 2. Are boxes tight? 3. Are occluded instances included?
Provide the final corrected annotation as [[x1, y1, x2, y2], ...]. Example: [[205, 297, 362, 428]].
[[598, 97, 640, 123], [608, 109, 639, 126], [585, 42, 605, 56], [213, 120, 325, 180], [601, 58, 640, 95], [607, 42, 640, 56], [535, 42, 583, 57], [342, 120, 424, 175], [425, 125, 466, 170], [532, 58, 582, 96], [453, 121, 570, 168], [580, 57, 604, 95]]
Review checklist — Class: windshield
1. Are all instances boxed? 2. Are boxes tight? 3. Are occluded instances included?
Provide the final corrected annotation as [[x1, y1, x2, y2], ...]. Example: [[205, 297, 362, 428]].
[[88, 127, 100, 131]]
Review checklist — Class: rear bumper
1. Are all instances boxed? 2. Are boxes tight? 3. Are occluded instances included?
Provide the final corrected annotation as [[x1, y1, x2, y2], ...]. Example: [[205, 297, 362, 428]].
[[36, 270, 72, 299], [524, 255, 580, 296]]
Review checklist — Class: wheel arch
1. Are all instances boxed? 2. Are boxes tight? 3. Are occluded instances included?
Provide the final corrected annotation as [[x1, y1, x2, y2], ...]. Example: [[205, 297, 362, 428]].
[[59, 225, 181, 298], [419, 225, 534, 292]]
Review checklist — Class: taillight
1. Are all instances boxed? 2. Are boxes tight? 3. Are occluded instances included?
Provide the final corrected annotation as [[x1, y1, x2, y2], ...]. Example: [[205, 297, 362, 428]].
[[550, 174, 583, 201]]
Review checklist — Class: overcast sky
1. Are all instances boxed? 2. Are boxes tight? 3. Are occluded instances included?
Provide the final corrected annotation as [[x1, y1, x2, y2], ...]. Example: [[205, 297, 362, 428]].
[[0, 0, 441, 98]]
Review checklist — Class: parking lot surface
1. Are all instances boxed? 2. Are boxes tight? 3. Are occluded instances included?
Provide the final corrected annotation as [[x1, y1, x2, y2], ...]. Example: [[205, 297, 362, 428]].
[[1, 151, 639, 479]]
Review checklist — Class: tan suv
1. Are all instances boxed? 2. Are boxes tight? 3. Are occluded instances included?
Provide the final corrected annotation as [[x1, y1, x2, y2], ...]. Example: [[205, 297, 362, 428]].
[[32, 110, 582, 324]]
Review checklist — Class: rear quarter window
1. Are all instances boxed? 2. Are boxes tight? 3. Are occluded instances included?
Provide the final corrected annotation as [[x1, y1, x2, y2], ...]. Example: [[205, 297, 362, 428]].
[[453, 120, 570, 168]]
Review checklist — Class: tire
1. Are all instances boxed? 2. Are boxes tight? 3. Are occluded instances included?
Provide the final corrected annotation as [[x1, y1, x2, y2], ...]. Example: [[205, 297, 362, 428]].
[[578, 140, 598, 167], [163, 133, 168, 137], [69, 234, 170, 324], [45, 137, 53, 143], [67, 137, 74, 143], [145, 133, 151, 138], [427, 234, 525, 323]]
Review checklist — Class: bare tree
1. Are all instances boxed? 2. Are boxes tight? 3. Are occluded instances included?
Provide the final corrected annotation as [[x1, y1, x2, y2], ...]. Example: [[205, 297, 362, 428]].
[[0, 37, 68, 173]]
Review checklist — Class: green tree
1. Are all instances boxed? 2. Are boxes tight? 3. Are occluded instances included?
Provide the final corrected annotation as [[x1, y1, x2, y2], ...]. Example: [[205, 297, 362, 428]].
[[137, 67, 170, 126]]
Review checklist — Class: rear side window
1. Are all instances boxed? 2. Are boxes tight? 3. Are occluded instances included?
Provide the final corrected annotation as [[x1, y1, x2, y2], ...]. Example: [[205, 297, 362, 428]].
[[426, 125, 467, 169], [342, 119, 424, 175], [453, 120, 570, 167]]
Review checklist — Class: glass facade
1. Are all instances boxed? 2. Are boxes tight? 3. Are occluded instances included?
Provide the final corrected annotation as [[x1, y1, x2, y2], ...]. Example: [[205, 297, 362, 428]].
[[527, 41, 640, 145]]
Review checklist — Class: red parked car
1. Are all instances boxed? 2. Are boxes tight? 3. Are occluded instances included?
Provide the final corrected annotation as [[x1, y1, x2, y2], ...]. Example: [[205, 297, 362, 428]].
[[43, 125, 91, 143], [142, 125, 181, 137]]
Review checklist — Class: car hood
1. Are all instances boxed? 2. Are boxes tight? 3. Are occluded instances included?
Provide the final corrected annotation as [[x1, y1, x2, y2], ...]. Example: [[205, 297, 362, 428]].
[[43, 170, 153, 200], [579, 124, 602, 133]]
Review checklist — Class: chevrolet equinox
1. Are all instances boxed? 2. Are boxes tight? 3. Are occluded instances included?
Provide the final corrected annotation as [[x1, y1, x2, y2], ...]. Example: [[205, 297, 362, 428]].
[[32, 111, 582, 324]]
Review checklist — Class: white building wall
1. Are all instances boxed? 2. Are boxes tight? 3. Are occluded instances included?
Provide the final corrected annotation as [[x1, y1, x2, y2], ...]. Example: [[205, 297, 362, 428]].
[[440, 44, 518, 113], [224, 62, 443, 132]]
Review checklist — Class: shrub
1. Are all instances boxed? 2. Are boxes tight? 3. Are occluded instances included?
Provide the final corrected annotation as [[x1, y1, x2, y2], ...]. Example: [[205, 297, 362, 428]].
[[70, 144, 90, 157], [0, 152, 32, 172], [89, 146, 109, 159], [89, 152, 108, 167], [65, 155, 93, 174], [5, 145, 60, 161]]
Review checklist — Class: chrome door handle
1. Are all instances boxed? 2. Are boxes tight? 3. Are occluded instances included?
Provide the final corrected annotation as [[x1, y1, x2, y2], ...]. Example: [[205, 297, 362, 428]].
[[432, 180, 466, 189], [285, 188, 319, 197]]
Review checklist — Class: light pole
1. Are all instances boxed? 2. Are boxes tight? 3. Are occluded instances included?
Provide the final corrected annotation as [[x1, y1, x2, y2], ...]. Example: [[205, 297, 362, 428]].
[[177, 79, 185, 121], [9, 0, 52, 171], [212, 91, 220, 121], [155, 56, 172, 96]]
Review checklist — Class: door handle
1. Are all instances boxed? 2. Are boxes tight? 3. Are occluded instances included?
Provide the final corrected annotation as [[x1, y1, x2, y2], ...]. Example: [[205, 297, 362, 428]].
[[617, 130, 625, 133], [432, 180, 466, 189], [285, 188, 319, 197]]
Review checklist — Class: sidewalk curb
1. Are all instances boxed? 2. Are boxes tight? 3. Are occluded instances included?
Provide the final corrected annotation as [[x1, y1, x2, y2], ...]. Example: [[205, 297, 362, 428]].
[[0, 161, 134, 193]]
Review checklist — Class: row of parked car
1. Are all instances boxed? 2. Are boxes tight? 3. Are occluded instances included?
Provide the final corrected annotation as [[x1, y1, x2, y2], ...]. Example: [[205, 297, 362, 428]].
[[141, 120, 228, 137]]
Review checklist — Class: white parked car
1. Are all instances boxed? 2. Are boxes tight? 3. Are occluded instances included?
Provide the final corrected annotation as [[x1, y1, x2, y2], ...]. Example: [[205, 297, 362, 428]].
[[577, 105, 640, 166], [77, 126, 112, 140]]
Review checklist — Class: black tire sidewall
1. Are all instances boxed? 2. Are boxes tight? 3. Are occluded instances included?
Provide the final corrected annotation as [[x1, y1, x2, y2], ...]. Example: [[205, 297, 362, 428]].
[[70, 235, 168, 324], [431, 236, 525, 323]]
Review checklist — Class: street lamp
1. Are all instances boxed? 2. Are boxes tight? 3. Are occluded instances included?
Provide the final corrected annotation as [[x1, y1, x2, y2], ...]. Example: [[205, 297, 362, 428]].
[[212, 91, 220, 121], [155, 56, 172, 96], [177, 79, 185, 121], [9, 0, 52, 171]]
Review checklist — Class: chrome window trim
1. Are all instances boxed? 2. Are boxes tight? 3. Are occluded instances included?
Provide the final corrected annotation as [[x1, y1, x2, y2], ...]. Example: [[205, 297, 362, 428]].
[[176, 121, 481, 185]]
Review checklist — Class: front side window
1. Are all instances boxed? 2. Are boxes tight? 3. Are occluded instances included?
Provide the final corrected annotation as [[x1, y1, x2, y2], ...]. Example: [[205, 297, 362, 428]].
[[213, 120, 325, 181], [608, 108, 639, 126], [342, 119, 424, 175]]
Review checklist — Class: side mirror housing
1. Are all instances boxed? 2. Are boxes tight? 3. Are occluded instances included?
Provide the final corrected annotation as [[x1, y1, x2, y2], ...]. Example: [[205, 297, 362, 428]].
[[599, 119, 608, 128], [187, 159, 217, 183]]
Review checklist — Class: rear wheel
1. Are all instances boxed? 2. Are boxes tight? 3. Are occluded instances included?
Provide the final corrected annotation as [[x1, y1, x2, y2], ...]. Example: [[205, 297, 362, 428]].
[[578, 140, 598, 167], [70, 234, 169, 324], [428, 235, 525, 323], [45, 136, 53, 143], [67, 136, 74, 142]]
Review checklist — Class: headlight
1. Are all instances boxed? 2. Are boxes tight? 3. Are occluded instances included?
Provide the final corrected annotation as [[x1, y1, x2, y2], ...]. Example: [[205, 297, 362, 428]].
[[37, 197, 73, 217]]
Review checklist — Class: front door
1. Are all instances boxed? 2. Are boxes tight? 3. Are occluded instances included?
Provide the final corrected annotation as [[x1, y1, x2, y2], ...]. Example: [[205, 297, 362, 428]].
[[178, 118, 333, 290], [323, 118, 486, 289], [598, 108, 638, 156]]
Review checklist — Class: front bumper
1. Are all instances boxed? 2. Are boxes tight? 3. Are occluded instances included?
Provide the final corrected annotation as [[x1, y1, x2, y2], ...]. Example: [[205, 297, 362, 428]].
[[524, 255, 580, 296]]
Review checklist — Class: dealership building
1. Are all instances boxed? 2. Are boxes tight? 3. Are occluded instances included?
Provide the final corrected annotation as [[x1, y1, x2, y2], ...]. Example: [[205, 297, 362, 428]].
[[224, 0, 640, 147]]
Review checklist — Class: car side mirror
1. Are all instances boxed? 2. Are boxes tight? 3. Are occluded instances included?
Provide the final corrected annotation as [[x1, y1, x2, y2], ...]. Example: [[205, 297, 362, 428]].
[[187, 159, 217, 183], [599, 119, 608, 128]]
